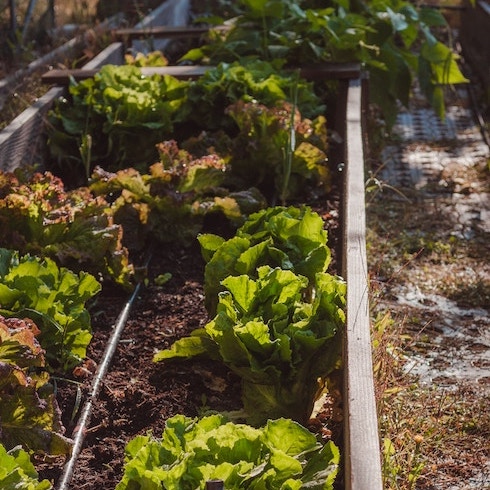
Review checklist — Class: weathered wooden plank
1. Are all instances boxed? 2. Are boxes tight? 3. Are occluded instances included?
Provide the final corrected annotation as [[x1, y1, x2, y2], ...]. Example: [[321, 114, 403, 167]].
[[41, 65, 211, 84], [41, 63, 362, 85], [82, 42, 125, 68], [342, 78, 383, 490], [114, 25, 229, 39], [300, 62, 362, 80], [460, 0, 490, 89], [0, 86, 65, 170]]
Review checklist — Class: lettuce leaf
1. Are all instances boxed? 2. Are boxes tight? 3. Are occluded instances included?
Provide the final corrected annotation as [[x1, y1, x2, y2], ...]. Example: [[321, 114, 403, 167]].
[[0, 443, 53, 489], [198, 205, 332, 315], [0, 316, 72, 455], [0, 249, 100, 371], [116, 414, 339, 489]]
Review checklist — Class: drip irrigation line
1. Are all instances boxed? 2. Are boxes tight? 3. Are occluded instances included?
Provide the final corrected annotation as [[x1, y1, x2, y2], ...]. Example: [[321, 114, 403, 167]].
[[56, 251, 153, 490]]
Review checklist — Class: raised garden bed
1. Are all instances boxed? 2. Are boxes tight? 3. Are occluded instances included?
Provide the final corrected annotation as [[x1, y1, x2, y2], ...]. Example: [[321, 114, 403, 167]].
[[2, 1, 443, 488]]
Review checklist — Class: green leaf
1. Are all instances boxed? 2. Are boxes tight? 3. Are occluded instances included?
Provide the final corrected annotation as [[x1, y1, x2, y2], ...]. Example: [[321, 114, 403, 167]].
[[221, 275, 258, 314], [153, 333, 218, 362], [0, 249, 100, 371], [419, 7, 448, 27], [202, 236, 252, 314], [116, 414, 339, 489], [421, 41, 469, 85], [263, 418, 317, 455], [198, 234, 226, 263], [386, 7, 408, 32], [0, 444, 53, 489]]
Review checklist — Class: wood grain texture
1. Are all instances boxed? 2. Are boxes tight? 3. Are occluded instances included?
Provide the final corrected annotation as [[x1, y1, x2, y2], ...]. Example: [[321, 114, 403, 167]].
[[114, 25, 230, 39], [342, 78, 383, 490], [41, 63, 363, 85]]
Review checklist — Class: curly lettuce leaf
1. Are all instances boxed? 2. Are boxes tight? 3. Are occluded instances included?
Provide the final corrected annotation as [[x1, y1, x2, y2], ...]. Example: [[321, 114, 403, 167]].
[[0, 249, 100, 371], [89, 143, 266, 250], [0, 169, 133, 289], [0, 316, 72, 455], [116, 414, 339, 489]]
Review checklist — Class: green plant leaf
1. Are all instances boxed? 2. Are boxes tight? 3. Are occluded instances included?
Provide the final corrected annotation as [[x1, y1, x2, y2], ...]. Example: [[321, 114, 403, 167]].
[[0, 249, 100, 371], [116, 414, 339, 489], [421, 41, 469, 85], [0, 444, 53, 489]]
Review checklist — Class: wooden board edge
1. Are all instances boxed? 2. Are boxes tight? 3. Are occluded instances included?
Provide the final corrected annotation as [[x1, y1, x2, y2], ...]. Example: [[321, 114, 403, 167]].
[[342, 78, 383, 490]]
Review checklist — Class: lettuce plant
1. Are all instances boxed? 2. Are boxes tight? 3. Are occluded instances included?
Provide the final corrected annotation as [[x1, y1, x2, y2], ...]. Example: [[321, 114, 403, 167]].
[[0, 169, 133, 289], [183, 0, 468, 126], [47, 64, 189, 181], [89, 141, 267, 250], [183, 102, 331, 204], [0, 443, 53, 489], [156, 206, 343, 424], [155, 265, 345, 425], [0, 249, 101, 372], [224, 100, 330, 203], [198, 206, 333, 316], [116, 414, 340, 489], [124, 50, 169, 67], [0, 316, 72, 455], [178, 59, 325, 132]]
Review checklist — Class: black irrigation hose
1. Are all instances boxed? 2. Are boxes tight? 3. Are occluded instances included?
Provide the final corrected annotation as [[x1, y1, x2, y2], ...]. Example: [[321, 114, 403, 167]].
[[57, 253, 152, 490]]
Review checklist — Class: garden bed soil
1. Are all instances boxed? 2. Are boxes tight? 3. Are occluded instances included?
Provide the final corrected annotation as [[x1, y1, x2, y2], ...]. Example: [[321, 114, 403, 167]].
[[35, 195, 344, 489]]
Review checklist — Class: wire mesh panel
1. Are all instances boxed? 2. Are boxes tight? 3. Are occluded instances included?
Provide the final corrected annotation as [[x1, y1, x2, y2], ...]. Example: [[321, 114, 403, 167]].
[[0, 42, 124, 172], [0, 86, 65, 171], [380, 87, 489, 189]]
